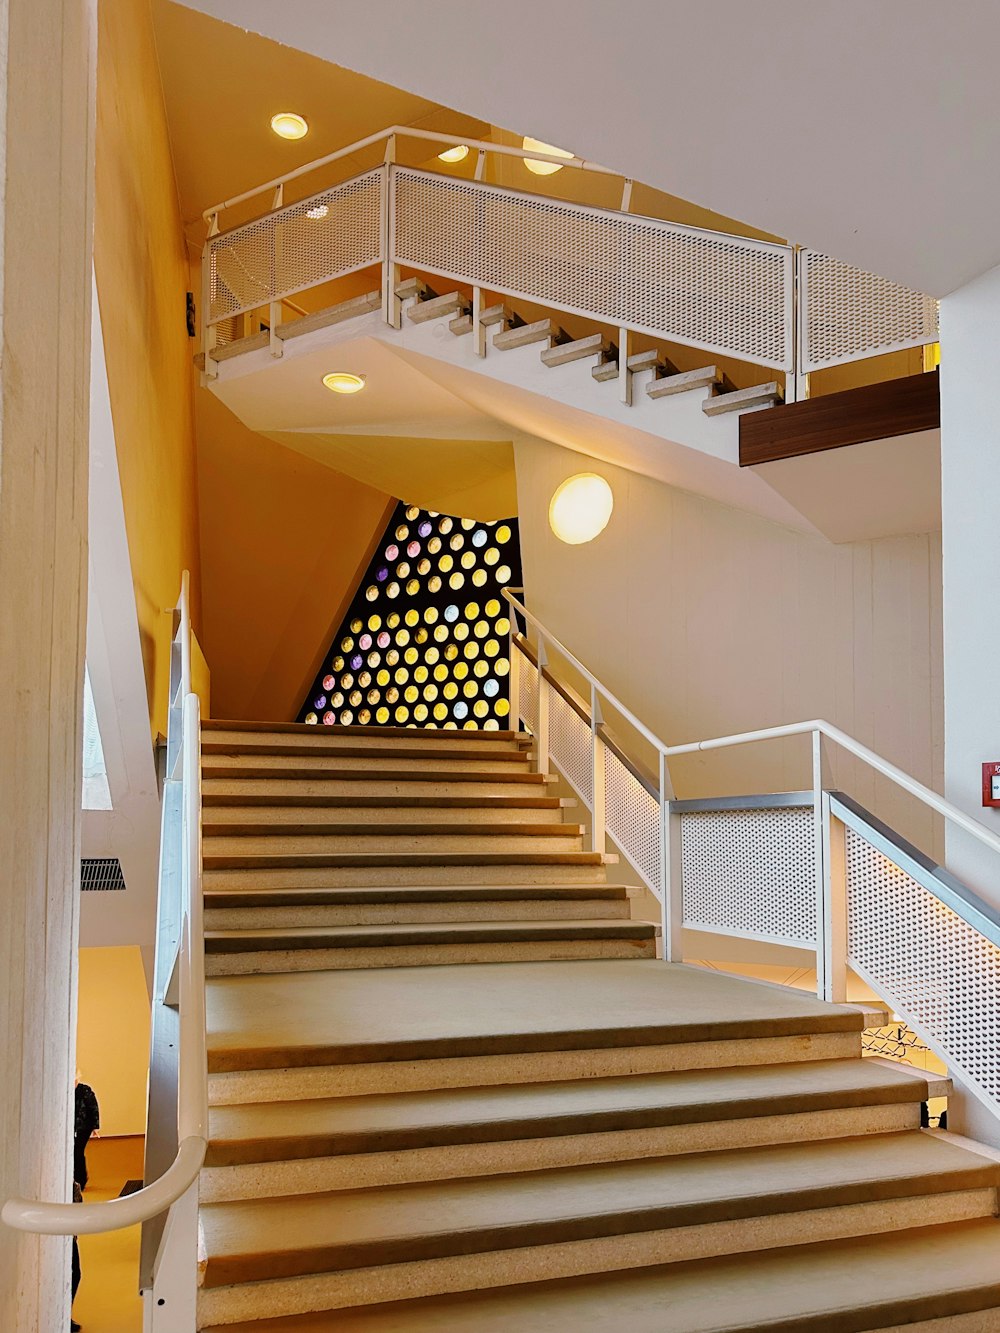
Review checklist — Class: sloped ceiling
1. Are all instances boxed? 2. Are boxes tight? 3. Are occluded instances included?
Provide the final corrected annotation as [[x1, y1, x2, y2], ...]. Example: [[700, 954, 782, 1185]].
[[175, 0, 1000, 295]]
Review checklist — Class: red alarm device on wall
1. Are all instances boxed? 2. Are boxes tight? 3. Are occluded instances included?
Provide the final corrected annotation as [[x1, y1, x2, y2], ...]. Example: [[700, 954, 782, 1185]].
[[982, 763, 1000, 808]]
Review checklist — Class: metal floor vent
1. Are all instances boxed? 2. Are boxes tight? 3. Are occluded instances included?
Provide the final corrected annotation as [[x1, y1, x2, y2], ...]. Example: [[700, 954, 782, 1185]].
[[80, 857, 126, 892]]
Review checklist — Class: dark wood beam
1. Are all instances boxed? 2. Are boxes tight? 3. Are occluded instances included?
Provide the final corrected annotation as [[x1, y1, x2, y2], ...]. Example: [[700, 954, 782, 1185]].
[[739, 368, 939, 467]]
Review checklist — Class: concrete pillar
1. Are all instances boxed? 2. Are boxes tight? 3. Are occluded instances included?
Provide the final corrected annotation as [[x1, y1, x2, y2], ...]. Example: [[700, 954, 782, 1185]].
[[940, 260, 1000, 1145], [0, 0, 95, 1326]]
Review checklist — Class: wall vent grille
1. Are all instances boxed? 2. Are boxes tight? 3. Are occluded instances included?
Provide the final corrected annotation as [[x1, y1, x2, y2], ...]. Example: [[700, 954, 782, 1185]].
[[80, 858, 126, 892]]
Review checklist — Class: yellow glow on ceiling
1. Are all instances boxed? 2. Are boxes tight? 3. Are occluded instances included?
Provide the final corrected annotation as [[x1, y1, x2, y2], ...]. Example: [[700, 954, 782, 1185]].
[[270, 111, 309, 140], [523, 136, 574, 176]]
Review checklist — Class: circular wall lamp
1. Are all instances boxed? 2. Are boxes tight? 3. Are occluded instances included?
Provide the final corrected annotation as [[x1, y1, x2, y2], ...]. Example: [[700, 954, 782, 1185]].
[[548, 473, 614, 545], [523, 136, 574, 176], [437, 144, 470, 163], [270, 111, 309, 140], [322, 372, 366, 395]]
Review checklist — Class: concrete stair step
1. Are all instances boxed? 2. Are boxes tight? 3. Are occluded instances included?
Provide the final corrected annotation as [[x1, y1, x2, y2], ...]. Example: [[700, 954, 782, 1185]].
[[203, 861, 614, 892], [394, 278, 436, 303], [493, 318, 565, 351], [201, 798, 576, 824], [275, 291, 382, 343], [626, 349, 673, 375], [205, 961, 866, 1104], [203, 884, 632, 909], [199, 1059, 939, 1202], [406, 291, 469, 324], [203, 895, 634, 931], [203, 721, 531, 748], [590, 351, 620, 381], [198, 1216, 1000, 1333], [448, 312, 473, 334], [202, 773, 557, 796], [196, 1132, 1000, 1322], [703, 380, 783, 415], [540, 333, 613, 368], [202, 829, 586, 857], [646, 364, 720, 398], [204, 918, 657, 975]]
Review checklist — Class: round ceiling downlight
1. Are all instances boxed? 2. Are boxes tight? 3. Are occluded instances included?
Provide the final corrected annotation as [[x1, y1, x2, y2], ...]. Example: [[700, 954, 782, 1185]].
[[270, 112, 309, 140], [322, 372, 366, 395]]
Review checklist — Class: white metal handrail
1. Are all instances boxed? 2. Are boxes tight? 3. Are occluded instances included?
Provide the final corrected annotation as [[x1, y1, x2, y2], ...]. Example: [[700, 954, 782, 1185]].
[[1, 576, 208, 1237], [504, 586, 1000, 1119]]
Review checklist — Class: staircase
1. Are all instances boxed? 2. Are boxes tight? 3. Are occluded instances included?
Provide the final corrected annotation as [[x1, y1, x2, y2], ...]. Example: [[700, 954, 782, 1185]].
[[196, 720, 1000, 1332]]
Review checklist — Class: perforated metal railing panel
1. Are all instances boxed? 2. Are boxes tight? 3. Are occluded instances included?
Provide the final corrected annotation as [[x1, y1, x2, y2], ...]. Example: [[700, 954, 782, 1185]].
[[800, 250, 939, 372], [680, 806, 816, 946], [606, 748, 661, 894], [846, 829, 1000, 1105], [393, 169, 794, 371], [549, 690, 593, 809], [207, 169, 384, 324]]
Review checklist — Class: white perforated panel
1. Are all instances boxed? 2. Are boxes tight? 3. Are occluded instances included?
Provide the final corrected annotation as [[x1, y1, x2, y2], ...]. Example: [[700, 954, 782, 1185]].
[[846, 830, 1000, 1105], [393, 169, 793, 371], [208, 170, 383, 324], [550, 690, 593, 809], [681, 806, 816, 946], [606, 749, 662, 895], [800, 251, 939, 372], [517, 653, 538, 734]]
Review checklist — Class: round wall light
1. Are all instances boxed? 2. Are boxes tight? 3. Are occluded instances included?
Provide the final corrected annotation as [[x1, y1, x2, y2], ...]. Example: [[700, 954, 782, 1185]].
[[437, 144, 470, 163], [548, 473, 614, 545], [322, 372, 366, 395], [523, 136, 574, 176], [270, 111, 309, 140]]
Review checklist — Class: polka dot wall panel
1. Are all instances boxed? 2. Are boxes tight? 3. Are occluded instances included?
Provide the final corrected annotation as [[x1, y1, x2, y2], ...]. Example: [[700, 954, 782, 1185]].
[[298, 502, 521, 730]]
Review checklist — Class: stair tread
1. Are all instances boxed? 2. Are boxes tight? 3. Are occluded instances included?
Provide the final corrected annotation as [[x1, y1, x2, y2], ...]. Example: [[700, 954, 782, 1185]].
[[200, 1217, 1000, 1332], [646, 365, 719, 398], [201, 767, 555, 785], [203, 821, 583, 837], [205, 960, 863, 1071], [203, 721, 531, 742], [204, 919, 657, 953], [206, 1059, 930, 1164], [204, 885, 631, 907], [202, 851, 615, 869], [202, 794, 572, 809], [702, 381, 781, 416], [202, 742, 532, 763], [199, 1132, 998, 1286]]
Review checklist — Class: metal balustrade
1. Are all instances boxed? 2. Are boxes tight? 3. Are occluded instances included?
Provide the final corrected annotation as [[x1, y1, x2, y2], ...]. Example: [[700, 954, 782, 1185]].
[[200, 126, 939, 394], [503, 588, 1000, 1123]]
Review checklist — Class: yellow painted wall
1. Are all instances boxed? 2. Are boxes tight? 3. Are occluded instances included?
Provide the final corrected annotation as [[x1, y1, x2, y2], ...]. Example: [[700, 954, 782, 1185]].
[[77, 947, 152, 1138], [95, 0, 201, 736], [196, 388, 393, 721]]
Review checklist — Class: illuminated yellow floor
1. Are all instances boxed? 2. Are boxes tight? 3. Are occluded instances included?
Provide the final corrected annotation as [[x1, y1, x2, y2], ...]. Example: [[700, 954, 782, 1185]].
[[74, 1136, 144, 1333]]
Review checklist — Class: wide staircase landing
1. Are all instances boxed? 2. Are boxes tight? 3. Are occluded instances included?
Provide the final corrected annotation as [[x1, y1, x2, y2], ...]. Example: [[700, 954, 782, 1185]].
[[197, 722, 1000, 1331]]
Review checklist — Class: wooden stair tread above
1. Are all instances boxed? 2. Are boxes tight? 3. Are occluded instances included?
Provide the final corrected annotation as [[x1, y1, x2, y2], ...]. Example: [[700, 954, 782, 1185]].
[[198, 1132, 999, 1287], [204, 960, 865, 1072], [202, 850, 616, 870], [540, 333, 611, 367], [703, 381, 782, 416], [201, 766, 555, 785], [202, 741, 532, 762], [201, 792, 573, 810], [204, 919, 656, 953], [202, 820, 582, 838], [199, 1217, 1000, 1333], [203, 721, 532, 743], [205, 1059, 932, 1165], [203, 884, 632, 908], [406, 291, 470, 324], [493, 318, 565, 350]]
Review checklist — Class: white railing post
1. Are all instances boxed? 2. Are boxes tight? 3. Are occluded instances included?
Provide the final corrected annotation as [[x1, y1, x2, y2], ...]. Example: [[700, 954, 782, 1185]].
[[821, 793, 849, 1004], [508, 619, 521, 732], [590, 685, 606, 854], [812, 727, 843, 1000], [381, 160, 401, 329], [200, 241, 218, 381], [535, 636, 550, 776], [660, 751, 683, 962]]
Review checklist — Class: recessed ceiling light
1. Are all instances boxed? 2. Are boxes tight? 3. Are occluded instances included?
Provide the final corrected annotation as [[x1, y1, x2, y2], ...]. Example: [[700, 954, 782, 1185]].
[[523, 136, 574, 176], [437, 144, 469, 164], [270, 112, 309, 141], [306, 203, 329, 220], [322, 372, 366, 395]]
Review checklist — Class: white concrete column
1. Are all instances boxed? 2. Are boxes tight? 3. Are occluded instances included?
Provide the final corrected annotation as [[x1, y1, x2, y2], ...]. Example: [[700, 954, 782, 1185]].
[[0, 0, 95, 1326], [940, 260, 1000, 1144]]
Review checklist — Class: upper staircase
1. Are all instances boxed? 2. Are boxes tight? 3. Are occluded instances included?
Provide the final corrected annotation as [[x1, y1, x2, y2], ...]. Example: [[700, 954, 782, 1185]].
[[195, 719, 1000, 1332]]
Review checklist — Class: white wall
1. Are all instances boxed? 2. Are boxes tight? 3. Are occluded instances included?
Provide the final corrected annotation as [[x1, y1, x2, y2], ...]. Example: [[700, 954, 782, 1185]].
[[515, 436, 944, 853], [939, 261, 1000, 1146]]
